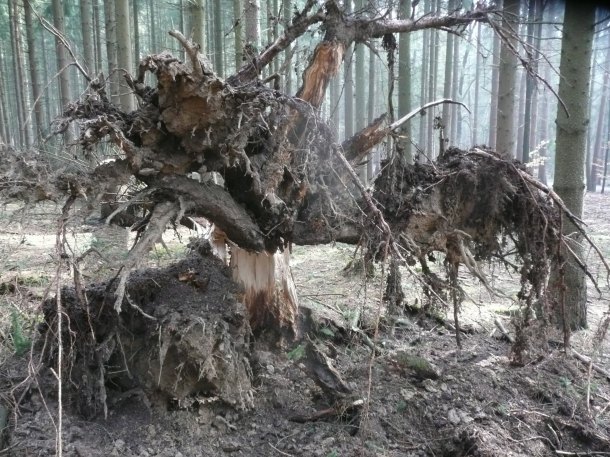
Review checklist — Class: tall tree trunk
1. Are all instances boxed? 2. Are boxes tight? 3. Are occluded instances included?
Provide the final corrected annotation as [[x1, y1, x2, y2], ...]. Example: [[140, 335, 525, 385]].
[[104, 0, 119, 104], [368, 41, 377, 175], [426, 0, 439, 157], [354, 0, 366, 183], [213, 0, 224, 76], [282, 0, 292, 94], [53, 0, 75, 142], [553, 0, 594, 331], [398, 0, 412, 162], [148, 0, 158, 52], [0, 45, 11, 145], [589, 31, 610, 192], [495, 0, 519, 159], [516, 69, 526, 161], [473, 23, 482, 145], [233, 0, 243, 70], [343, 1, 354, 141], [441, 0, 455, 145], [450, 27, 460, 144], [80, 0, 95, 75], [192, 0, 206, 52], [9, 0, 31, 148], [521, 0, 539, 164], [93, 0, 104, 73], [133, 0, 141, 62], [537, 81, 549, 185], [115, 0, 135, 111], [488, 15, 501, 149], [418, 0, 430, 153], [24, 0, 44, 142]]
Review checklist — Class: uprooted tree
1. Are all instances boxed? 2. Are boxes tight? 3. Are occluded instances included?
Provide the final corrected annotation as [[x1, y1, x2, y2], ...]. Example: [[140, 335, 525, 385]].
[[2, 0, 606, 416]]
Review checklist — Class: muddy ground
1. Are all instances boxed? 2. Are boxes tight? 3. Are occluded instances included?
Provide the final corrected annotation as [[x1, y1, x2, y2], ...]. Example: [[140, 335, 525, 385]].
[[1, 194, 610, 456]]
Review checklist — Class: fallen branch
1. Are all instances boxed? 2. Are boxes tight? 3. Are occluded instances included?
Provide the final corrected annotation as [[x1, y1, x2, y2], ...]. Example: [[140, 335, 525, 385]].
[[572, 350, 610, 381]]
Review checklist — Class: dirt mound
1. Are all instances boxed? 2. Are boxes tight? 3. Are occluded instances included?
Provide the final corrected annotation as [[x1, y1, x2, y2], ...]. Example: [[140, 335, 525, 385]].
[[39, 240, 253, 420]]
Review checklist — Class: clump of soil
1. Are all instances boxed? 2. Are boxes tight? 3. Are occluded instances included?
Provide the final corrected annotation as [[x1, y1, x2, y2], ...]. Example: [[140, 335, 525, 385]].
[[39, 240, 253, 420]]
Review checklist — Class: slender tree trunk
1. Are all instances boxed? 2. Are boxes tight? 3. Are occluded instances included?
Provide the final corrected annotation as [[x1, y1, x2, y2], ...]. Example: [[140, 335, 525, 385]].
[[282, 0, 292, 93], [441, 0, 455, 145], [516, 69, 526, 161], [488, 15, 501, 149], [24, 0, 44, 142], [149, 0, 158, 52], [233, 0, 243, 70], [272, 0, 279, 76], [9, 0, 30, 148], [537, 83, 549, 185], [344, 1, 354, 140], [104, 0, 119, 104], [0, 46, 11, 145], [40, 31, 53, 130], [450, 28, 460, 144], [426, 0, 439, 157], [521, 0, 538, 164], [589, 31, 610, 192], [368, 41, 377, 175], [553, 0, 594, 331], [354, 0, 367, 183], [115, 0, 135, 111], [473, 23, 482, 145], [495, 0, 519, 159], [93, 0, 104, 73], [213, 0, 224, 76], [398, 0, 412, 163], [528, 0, 543, 158], [133, 0, 141, 62], [80, 0, 95, 75], [418, 0, 430, 154], [192, 0, 206, 52]]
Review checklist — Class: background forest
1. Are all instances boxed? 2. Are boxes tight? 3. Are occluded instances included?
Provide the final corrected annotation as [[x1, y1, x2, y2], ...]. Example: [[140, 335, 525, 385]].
[[1, 0, 608, 189]]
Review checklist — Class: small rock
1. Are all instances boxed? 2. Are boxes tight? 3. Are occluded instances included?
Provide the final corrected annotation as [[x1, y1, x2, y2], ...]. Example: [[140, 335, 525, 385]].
[[266, 364, 275, 374], [114, 439, 126, 451], [321, 437, 336, 446], [447, 408, 461, 425], [400, 388, 416, 400], [421, 378, 439, 393], [459, 410, 474, 424]]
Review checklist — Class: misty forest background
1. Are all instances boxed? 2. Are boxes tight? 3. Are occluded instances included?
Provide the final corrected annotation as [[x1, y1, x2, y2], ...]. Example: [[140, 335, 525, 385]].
[[1, 0, 609, 192]]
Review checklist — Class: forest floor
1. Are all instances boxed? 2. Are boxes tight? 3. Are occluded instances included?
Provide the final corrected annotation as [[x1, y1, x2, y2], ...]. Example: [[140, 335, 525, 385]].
[[1, 193, 610, 456]]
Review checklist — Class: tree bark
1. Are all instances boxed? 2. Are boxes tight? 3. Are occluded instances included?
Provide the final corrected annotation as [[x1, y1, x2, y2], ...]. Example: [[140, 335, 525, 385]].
[[589, 31, 610, 192], [233, 0, 243, 70], [398, 0, 412, 162], [115, 0, 135, 111], [104, 0, 119, 104], [80, 0, 95, 75], [192, 0, 206, 53], [495, 0, 519, 159], [24, 0, 44, 142], [552, 0, 594, 331], [488, 14, 500, 149], [9, 0, 31, 148]]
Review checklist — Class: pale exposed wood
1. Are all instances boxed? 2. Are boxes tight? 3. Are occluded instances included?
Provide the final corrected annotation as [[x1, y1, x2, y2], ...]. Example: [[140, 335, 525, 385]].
[[230, 247, 298, 334]]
